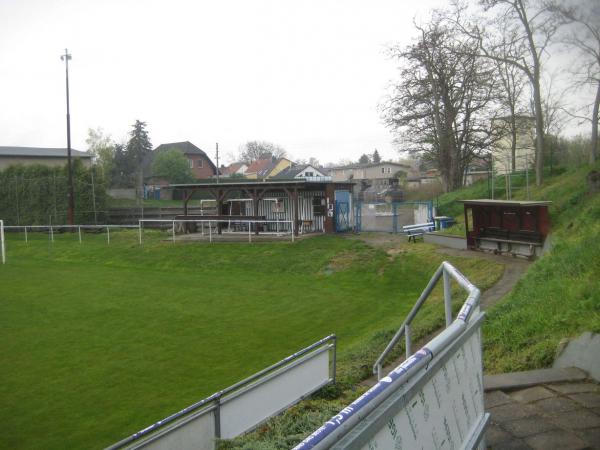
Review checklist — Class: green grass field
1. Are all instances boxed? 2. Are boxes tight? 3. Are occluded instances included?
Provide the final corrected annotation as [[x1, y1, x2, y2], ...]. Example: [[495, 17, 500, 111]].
[[0, 231, 502, 449]]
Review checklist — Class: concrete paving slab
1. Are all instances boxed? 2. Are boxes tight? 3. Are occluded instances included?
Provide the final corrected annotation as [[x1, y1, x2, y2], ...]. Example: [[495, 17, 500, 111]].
[[484, 368, 588, 392], [489, 402, 538, 422], [486, 422, 514, 446], [492, 439, 533, 450], [486, 390, 514, 409], [500, 415, 558, 438], [509, 386, 556, 404], [531, 396, 582, 413], [575, 427, 600, 449], [549, 382, 600, 395], [524, 429, 589, 450], [568, 392, 600, 408], [546, 409, 600, 430]]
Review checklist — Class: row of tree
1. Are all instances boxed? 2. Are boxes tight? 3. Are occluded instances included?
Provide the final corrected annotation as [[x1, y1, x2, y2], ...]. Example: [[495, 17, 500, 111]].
[[87, 120, 153, 189], [383, 0, 600, 192]]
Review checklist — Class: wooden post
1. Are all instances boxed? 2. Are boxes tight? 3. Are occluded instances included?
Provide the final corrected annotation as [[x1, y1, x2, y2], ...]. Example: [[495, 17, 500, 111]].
[[293, 187, 299, 236]]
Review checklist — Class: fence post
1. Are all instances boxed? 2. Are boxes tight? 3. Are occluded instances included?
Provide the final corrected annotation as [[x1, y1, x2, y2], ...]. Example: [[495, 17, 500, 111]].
[[209, 221, 212, 243], [443, 267, 452, 326], [78, 226, 82, 244], [172, 220, 176, 244], [405, 324, 412, 358], [138, 221, 143, 245], [291, 220, 295, 243], [24, 226, 28, 244], [214, 396, 221, 439], [50, 224, 54, 243], [248, 222, 252, 243], [107, 226, 110, 244], [0, 220, 5, 264]]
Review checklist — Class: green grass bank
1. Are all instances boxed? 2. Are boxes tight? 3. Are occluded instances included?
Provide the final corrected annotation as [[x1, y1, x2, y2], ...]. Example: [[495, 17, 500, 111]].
[[0, 231, 501, 449]]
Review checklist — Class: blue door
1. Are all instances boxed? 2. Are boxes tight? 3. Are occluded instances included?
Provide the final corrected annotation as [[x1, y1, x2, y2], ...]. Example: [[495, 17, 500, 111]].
[[335, 201, 350, 232], [334, 190, 351, 232]]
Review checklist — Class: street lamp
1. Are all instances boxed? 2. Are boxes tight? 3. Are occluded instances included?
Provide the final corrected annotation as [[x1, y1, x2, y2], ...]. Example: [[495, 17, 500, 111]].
[[61, 48, 75, 225]]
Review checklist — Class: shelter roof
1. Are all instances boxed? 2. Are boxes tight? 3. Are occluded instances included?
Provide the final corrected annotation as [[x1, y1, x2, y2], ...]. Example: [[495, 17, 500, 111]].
[[460, 199, 552, 207], [0, 146, 90, 158]]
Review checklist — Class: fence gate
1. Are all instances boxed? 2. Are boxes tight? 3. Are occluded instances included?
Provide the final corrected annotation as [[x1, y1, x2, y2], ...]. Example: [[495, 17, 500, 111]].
[[335, 202, 351, 232]]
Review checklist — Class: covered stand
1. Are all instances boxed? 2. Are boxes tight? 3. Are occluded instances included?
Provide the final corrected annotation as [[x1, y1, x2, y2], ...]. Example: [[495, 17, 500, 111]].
[[168, 180, 355, 236], [461, 199, 552, 259]]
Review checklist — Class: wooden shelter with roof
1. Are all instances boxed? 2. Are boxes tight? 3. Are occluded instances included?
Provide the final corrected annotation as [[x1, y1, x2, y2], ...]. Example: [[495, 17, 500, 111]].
[[169, 179, 354, 236], [460, 199, 552, 259]]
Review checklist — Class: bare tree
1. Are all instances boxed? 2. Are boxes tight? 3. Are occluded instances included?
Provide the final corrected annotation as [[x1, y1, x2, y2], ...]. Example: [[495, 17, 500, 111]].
[[462, 0, 563, 185], [492, 28, 530, 171], [237, 140, 287, 164], [383, 12, 500, 192], [550, 0, 600, 162]]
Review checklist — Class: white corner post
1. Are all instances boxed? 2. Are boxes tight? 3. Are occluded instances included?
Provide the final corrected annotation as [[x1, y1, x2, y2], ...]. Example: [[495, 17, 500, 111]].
[[78, 226, 82, 243], [209, 221, 213, 243], [443, 265, 452, 326], [106, 226, 110, 244], [172, 220, 176, 244], [138, 220, 143, 245], [0, 220, 5, 264], [24, 226, 28, 243]]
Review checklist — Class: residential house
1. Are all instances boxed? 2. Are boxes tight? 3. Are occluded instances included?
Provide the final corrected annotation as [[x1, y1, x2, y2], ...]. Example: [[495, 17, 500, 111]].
[[273, 164, 330, 181], [147, 141, 217, 180], [491, 115, 535, 175], [221, 162, 248, 177], [0, 146, 92, 170], [329, 161, 411, 183], [245, 157, 293, 179]]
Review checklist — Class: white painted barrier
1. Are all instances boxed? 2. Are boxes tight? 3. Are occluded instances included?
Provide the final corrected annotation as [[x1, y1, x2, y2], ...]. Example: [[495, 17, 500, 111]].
[[295, 262, 489, 450], [107, 336, 336, 450]]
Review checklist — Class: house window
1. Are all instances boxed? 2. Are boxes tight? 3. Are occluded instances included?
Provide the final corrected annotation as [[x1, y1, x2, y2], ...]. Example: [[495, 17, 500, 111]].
[[189, 159, 194, 169], [305, 171, 314, 177], [381, 167, 385, 174], [198, 158, 203, 168], [387, 167, 391, 174]]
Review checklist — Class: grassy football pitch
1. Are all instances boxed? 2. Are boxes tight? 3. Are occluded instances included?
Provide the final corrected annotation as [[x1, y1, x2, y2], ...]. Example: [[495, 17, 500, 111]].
[[0, 231, 501, 449]]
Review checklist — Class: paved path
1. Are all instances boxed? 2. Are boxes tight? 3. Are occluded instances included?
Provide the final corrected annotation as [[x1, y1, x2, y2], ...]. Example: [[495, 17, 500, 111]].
[[486, 380, 600, 449], [434, 247, 531, 309]]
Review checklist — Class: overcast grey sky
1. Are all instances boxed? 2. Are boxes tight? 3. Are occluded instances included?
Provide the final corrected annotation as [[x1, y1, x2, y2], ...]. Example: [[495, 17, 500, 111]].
[[0, 0, 454, 165]]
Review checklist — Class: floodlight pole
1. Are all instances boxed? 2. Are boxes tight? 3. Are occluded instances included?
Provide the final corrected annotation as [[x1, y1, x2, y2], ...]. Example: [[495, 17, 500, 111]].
[[61, 48, 75, 225]]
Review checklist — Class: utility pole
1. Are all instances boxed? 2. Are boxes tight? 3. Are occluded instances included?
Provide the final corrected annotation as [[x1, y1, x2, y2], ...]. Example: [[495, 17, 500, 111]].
[[215, 142, 220, 184], [61, 49, 75, 225]]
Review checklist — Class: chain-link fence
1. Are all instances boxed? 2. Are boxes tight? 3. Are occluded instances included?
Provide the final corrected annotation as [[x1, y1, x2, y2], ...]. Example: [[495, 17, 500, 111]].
[[354, 201, 434, 232]]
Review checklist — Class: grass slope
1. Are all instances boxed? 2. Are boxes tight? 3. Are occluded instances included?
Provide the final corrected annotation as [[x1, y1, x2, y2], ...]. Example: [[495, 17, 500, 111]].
[[436, 164, 600, 373], [0, 231, 501, 449]]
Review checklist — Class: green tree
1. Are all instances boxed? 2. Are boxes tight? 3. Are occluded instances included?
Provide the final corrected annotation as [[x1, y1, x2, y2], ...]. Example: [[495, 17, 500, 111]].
[[126, 120, 152, 200], [372, 149, 381, 163], [152, 150, 195, 184], [358, 154, 371, 164], [85, 127, 114, 183]]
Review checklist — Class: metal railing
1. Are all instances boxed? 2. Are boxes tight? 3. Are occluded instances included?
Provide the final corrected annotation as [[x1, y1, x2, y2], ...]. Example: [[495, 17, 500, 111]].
[[107, 335, 336, 450], [2, 224, 140, 245], [373, 260, 471, 379], [295, 261, 484, 450], [138, 218, 296, 244], [0, 220, 5, 264]]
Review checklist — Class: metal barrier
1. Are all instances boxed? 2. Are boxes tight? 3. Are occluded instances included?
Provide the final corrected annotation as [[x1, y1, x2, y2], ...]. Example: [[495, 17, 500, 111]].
[[107, 335, 336, 450], [1, 224, 140, 249], [1, 220, 5, 264], [294, 262, 489, 450], [138, 219, 295, 244]]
